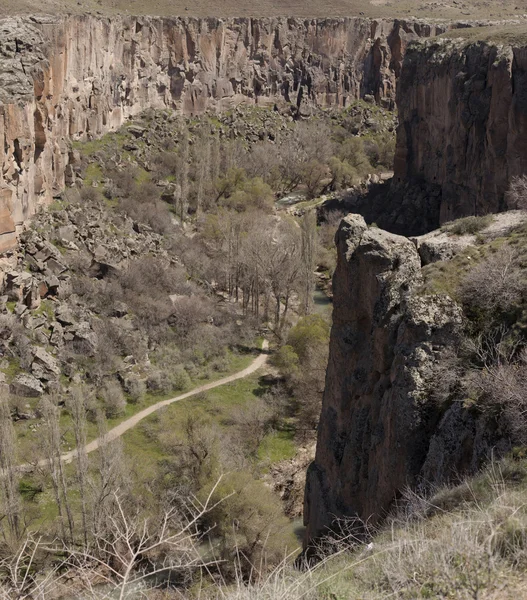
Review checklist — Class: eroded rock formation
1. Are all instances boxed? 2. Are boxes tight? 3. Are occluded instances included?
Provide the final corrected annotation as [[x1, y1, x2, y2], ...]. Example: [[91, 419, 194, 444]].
[[394, 37, 527, 227], [302, 215, 508, 545], [0, 15, 450, 251]]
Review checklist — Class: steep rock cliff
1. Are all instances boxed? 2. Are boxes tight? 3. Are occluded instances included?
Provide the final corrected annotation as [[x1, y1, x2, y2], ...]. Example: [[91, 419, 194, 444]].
[[303, 215, 507, 546], [393, 36, 527, 228], [0, 15, 448, 251]]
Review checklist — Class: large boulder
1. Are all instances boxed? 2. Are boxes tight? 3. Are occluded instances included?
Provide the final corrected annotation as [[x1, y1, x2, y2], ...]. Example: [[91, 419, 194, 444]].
[[10, 373, 44, 397]]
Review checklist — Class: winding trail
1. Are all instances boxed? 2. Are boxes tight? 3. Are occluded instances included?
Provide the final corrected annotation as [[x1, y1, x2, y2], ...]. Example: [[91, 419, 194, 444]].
[[47, 340, 269, 467]]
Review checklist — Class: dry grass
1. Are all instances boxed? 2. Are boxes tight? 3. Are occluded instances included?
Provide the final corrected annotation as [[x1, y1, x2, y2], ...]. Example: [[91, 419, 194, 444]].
[[169, 458, 527, 600], [441, 23, 527, 45], [212, 458, 527, 600], [0, 0, 524, 19]]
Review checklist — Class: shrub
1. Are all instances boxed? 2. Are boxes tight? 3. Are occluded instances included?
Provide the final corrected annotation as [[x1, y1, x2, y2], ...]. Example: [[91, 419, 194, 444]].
[[79, 186, 101, 203], [328, 156, 359, 190], [171, 366, 191, 392], [146, 370, 172, 395], [221, 176, 275, 213], [442, 214, 493, 236], [287, 314, 331, 362], [125, 376, 147, 404], [199, 472, 298, 577], [99, 380, 127, 418], [505, 174, 527, 209], [458, 245, 525, 315], [272, 345, 300, 375], [477, 351, 527, 445]]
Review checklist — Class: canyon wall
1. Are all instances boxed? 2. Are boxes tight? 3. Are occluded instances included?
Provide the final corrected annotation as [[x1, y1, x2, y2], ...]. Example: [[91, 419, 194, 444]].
[[393, 37, 527, 227], [303, 215, 507, 546], [0, 14, 447, 251]]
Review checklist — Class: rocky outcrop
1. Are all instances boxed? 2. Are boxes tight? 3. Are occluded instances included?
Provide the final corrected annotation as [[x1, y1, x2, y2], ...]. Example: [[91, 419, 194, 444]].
[[393, 36, 527, 228], [0, 189, 169, 396], [0, 15, 452, 251], [303, 215, 493, 546]]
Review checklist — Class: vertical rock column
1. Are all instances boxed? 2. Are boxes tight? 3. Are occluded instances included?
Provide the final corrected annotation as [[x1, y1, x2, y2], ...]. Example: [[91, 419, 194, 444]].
[[303, 214, 462, 546]]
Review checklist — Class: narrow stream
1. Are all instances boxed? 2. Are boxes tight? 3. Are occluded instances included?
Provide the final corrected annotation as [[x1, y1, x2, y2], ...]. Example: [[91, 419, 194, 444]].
[[313, 287, 332, 316]]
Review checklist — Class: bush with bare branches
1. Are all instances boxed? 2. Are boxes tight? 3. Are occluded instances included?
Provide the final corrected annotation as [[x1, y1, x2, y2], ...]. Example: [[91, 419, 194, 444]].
[[505, 174, 527, 209], [458, 246, 525, 318]]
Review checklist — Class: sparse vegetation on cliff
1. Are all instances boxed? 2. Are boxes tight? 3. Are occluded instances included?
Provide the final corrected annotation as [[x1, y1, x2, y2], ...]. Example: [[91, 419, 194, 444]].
[[419, 213, 527, 453]]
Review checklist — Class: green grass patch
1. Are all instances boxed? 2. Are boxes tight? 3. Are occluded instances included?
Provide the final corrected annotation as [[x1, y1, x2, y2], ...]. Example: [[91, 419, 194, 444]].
[[134, 167, 151, 185], [1, 357, 22, 383], [84, 163, 103, 186], [122, 371, 272, 487], [257, 430, 296, 464], [33, 299, 55, 321]]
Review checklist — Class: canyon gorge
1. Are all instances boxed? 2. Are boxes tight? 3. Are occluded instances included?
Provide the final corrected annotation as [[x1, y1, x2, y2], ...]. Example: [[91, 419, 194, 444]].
[[1, 15, 450, 251], [0, 3, 527, 596]]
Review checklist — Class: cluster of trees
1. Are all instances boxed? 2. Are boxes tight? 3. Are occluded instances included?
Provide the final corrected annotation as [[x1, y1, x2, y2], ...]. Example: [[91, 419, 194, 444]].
[[0, 107, 364, 595], [195, 210, 318, 330], [106, 111, 394, 238], [0, 377, 298, 596], [273, 314, 331, 433]]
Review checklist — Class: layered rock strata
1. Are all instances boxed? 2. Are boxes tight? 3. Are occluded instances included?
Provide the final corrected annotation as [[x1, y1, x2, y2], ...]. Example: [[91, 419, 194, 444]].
[[303, 215, 506, 546], [394, 37, 527, 227], [0, 15, 449, 251]]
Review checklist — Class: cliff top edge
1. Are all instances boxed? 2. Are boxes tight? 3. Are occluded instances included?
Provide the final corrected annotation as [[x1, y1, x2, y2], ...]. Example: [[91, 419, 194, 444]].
[[0, 0, 524, 21]]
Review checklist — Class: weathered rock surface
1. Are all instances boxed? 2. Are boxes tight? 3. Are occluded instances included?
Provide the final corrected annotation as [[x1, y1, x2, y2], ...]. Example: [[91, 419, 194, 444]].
[[0, 15, 452, 251], [10, 373, 44, 397], [393, 37, 527, 230], [303, 215, 502, 546]]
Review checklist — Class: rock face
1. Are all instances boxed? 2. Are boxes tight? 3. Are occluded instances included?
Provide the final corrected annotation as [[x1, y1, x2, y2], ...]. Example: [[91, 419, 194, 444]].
[[0, 15, 450, 251], [303, 215, 473, 545], [394, 37, 527, 228]]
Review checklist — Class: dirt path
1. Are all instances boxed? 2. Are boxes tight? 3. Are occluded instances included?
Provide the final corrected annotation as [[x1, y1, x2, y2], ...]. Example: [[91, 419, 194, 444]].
[[53, 340, 269, 466]]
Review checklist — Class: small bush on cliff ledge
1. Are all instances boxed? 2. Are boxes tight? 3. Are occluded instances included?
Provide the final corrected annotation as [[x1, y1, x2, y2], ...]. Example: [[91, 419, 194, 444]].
[[441, 214, 493, 236]]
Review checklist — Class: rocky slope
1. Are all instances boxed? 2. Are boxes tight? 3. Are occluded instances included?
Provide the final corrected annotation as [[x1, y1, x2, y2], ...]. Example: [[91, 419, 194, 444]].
[[303, 214, 510, 546], [0, 15, 453, 252], [393, 34, 527, 229], [0, 191, 168, 400]]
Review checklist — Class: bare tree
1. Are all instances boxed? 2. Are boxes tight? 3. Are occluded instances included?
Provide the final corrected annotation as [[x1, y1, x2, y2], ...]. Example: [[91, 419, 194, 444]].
[[210, 133, 221, 184], [161, 413, 219, 488], [300, 211, 318, 315], [66, 386, 90, 547], [0, 533, 71, 599], [0, 394, 20, 541], [90, 411, 129, 546], [0, 483, 228, 599], [40, 396, 75, 544], [194, 131, 211, 218], [265, 220, 302, 330], [505, 174, 527, 209], [62, 481, 226, 599], [177, 127, 190, 222]]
